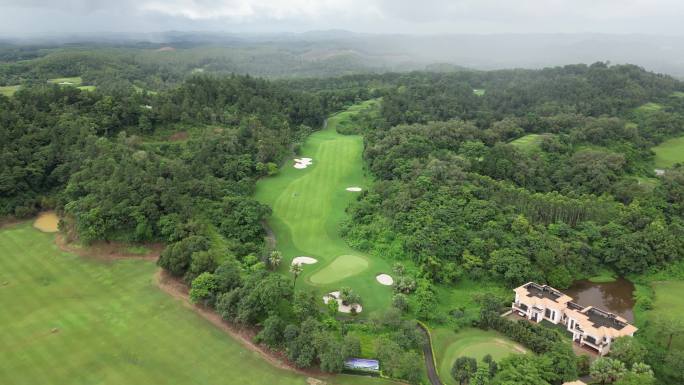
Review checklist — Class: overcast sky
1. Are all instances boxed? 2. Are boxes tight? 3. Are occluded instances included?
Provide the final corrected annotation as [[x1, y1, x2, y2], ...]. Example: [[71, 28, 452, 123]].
[[1, 0, 683, 36]]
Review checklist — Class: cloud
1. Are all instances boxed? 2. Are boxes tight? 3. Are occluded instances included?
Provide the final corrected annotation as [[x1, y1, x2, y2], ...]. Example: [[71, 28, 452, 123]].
[[0, 0, 683, 35]]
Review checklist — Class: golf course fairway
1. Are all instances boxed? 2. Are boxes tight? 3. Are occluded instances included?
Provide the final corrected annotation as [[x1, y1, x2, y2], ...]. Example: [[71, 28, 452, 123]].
[[255, 100, 393, 316], [0, 222, 400, 385]]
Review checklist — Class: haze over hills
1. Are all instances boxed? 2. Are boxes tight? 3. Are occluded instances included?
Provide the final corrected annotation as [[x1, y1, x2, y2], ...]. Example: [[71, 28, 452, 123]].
[[3, 31, 684, 78]]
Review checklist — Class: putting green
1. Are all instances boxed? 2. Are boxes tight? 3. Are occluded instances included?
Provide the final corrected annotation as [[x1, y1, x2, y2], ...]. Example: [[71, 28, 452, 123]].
[[0, 222, 400, 385], [310, 254, 369, 284], [432, 327, 527, 385], [255, 100, 393, 316]]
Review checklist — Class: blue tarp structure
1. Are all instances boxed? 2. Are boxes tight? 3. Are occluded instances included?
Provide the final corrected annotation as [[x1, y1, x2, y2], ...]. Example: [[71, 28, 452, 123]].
[[344, 358, 380, 372]]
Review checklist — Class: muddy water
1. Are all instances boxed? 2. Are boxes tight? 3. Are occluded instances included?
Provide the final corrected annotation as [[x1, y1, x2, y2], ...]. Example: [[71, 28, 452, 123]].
[[565, 277, 635, 322]]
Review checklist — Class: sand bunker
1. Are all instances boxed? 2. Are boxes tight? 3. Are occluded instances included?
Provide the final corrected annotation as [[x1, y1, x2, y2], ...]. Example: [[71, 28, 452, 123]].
[[323, 291, 363, 314], [346, 187, 362, 192], [33, 212, 59, 233], [376, 274, 394, 286], [291, 256, 318, 266], [294, 157, 313, 169]]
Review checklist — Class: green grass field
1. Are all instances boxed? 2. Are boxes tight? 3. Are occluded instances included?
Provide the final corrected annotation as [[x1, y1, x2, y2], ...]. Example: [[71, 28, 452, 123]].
[[432, 328, 526, 385], [254, 100, 393, 317], [0, 85, 21, 97], [473, 89, 485, 96], [0, 222, 398, 385], [635, 102, 664, 115], [510, 134, 548, 152], [649, 281, 684, 349], [588, 268, 617, 283], [48, 76, 83, 86], [652, 135, 684, 168], [431, 279, 509, 324]]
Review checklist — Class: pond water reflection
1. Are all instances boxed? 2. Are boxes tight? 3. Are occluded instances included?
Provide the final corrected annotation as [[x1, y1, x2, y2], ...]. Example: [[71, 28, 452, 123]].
[[564, 277, 635, 322]]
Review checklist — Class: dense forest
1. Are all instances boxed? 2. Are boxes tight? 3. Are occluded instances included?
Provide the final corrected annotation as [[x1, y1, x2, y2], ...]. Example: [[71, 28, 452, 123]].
[[3, 56, 684, 384], [335, 64, 684, 383]]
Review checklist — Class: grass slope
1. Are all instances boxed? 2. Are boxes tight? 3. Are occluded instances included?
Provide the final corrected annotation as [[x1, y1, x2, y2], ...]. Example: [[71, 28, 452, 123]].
[[0, 85, 21, 97], [255, 100, 393, 317], [432, 328, 526, 385], [635, 102, 664, 115], [650, 281, 684, 349], [0, 223, 395, 385], [48, 76, 83, 86], [652, 135, 684, 169], [510, 134, 544, 151]]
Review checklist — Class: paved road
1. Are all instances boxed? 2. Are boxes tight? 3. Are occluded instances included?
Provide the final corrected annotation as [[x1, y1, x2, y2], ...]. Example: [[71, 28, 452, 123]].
[[417, 323, 444, 385]]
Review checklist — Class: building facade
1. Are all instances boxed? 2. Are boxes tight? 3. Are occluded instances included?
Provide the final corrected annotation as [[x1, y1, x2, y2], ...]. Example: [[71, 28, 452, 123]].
[[512, 282, 637, 356]]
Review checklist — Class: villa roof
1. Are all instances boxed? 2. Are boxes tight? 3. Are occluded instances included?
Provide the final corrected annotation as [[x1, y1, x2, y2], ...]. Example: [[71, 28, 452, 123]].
[[568, 306, 637, 339], [514, 282, 637, 339], [515, 282, 573, 309]]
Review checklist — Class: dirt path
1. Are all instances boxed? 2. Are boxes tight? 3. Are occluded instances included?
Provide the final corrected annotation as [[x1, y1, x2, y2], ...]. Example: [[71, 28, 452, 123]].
[[0, 217, 23, 230]]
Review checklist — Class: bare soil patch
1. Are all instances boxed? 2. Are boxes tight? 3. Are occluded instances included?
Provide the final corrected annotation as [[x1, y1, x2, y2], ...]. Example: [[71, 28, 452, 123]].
[[55, 235, 162, 262], [0, 216, 23, 230], [168, 131, 189, 142]]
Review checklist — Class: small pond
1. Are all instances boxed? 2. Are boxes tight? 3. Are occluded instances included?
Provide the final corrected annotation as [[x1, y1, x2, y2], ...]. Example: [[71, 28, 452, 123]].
[[564, 277, 635, 322]]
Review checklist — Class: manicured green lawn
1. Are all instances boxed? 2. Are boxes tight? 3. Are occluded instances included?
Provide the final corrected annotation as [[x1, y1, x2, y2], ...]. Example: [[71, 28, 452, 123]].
[[309, 254, 370, 285], [0, 85, 21, 97], [0, 223, 396, 385], [78, 85, 97, 91], [432, 327, 527, 385], [652, 135, 684, 168], [254, 100, 393, 317]]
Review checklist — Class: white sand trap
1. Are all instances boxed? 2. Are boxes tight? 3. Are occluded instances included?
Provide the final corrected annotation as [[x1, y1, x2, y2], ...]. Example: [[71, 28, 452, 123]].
[[376, 274, 394, 286], [323, 291, 363, 314], [346, 187, 362, 192], [291, 256, 318, 265], [294, 157, 313, 169], [33, 211, 59, 233]]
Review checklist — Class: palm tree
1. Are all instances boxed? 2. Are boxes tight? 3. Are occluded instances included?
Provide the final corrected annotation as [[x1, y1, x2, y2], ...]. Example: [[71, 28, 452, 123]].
[[268, 251, 282, 270], [289, 262, 303, 289]]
